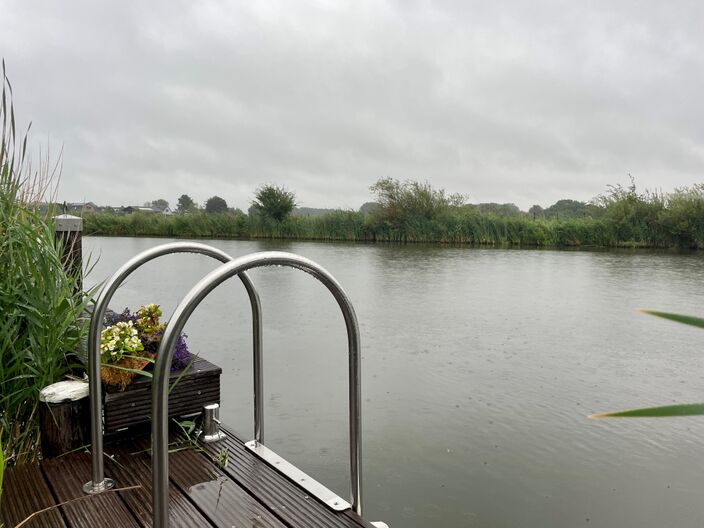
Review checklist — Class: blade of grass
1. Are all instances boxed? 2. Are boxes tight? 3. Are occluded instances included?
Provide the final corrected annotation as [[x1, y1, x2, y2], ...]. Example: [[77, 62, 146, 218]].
[[640, 310, 704, 329], [14, 485, 142, 528], [590, 403, 704, 419], [100, 363, 153, 378], [168, 353, 197, 395]]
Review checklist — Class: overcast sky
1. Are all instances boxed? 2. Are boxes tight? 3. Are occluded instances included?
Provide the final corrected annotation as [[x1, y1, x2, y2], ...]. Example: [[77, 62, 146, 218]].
[[2, 1, 703, 211]]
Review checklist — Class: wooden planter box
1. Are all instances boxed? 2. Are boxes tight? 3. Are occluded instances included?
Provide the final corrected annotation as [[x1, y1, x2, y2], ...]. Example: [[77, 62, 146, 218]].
[[103, 357, 221, 433]]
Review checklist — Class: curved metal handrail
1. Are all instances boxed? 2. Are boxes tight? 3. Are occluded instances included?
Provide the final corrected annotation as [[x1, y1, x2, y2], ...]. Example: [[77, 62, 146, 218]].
[[83, 242, 263, 494], [151, 251, 362, 527]]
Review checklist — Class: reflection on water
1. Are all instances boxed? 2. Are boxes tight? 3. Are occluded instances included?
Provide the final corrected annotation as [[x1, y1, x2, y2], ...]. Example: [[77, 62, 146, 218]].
[[85, 237, 704, 528], [173, 448, 274, 526]]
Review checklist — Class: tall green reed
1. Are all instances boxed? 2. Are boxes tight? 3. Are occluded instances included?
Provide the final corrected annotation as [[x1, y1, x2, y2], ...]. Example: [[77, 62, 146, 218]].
[[0, 61, 91, 467]]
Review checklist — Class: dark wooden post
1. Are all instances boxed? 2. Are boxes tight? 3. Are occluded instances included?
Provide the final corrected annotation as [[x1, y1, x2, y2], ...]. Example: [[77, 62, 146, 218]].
[[54, 213, 83, 290], [39, 380, 90, 457], [42, 213, 88, 455]]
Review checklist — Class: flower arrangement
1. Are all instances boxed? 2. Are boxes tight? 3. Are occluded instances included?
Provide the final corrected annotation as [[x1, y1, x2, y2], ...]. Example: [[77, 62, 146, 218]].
[[101, 304, 192, 390], [100, 320, 143, 363]]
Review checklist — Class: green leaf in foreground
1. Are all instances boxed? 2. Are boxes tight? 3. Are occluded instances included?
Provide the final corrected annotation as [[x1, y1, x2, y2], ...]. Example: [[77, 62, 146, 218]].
[[590, 403, 704, 419], [100, 363, 153, 378], [640, 310, 704, 329]]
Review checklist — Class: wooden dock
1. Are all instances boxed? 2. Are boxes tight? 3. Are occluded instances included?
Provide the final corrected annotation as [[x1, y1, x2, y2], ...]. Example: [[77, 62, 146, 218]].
[[1, 427, 377, 528]]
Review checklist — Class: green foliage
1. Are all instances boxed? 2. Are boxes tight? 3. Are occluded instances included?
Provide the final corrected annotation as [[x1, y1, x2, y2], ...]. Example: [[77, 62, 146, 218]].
[[640, 310, 704, 329], [85, 177, 704, 249], [475, 202, 521, 218], [369, 177, 465, 228], [213, 446, 230, 469], [658, 184, 704, 248], [169, 418, 203, 454], [1, 63, 91, 465], [359, 202, 380, 216], [251, 184, 297, 222], [79, 207, 650, 247], [293, 206, 335, 217], [176, 194, 196, 213], [205, 195, 228, 214], [591, 404, 704, 419], [85, 210, 250, 238], [528, 205, 544, 219], [135, 303, 165, 337], [594, 178, 666, 246], [544, 199, 598, 219], [591, 310, 704, 419]]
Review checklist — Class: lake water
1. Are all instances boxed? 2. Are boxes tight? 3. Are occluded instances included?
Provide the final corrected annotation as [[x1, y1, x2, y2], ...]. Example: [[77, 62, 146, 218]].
[[84, 236, 704, 528]]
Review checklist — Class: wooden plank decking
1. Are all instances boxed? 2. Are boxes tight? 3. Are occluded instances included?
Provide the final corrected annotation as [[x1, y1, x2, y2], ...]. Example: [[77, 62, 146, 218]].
[[1, 427, 375, 528]]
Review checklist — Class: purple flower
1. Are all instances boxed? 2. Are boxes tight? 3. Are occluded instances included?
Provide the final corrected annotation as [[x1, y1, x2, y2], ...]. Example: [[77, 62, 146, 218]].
[[172, 333, 192, 371], [104, 307, 138, 327], [104, 306, 192, 371]]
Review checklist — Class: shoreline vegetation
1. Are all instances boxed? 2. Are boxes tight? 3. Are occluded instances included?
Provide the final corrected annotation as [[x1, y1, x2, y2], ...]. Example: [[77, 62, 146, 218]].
[[1, 63, 89, 468], [83, 179, 704, 249]]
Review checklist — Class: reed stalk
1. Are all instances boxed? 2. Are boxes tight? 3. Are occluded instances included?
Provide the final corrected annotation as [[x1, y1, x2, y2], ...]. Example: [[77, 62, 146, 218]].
[[0, 61, 91, 468]]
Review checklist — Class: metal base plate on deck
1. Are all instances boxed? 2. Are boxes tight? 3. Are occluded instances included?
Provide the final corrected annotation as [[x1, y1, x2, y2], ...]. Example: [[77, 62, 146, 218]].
[[82, 477, 115, 494], [245, 440, 352, 512]]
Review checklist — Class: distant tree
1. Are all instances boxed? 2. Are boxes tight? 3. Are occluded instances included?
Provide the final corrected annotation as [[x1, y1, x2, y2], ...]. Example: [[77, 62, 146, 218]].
[[205, 195, 228, 214], [251, 184, 297, 222], [176, 194, 196, 213], [293, 207, 338, 217], [359, 202, 380, 216], [150, 198, 169, 211], [475, 202, 521, 217], [544, 199, 590, 219], [528, 205, 545, 219]]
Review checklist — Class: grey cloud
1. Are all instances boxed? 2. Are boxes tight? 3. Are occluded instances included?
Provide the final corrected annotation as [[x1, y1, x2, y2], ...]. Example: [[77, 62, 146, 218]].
[[1, 0, 703, 211]]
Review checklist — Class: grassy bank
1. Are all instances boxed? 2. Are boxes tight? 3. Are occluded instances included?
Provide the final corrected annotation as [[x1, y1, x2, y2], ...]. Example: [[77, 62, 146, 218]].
[[78, 211, 656, 248], [84, 194, 704, 249]]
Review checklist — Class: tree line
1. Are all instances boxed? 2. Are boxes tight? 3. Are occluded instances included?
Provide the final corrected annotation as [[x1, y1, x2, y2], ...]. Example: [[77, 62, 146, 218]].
[[156, 185, 297, 218], [84, 178, 704, 249]]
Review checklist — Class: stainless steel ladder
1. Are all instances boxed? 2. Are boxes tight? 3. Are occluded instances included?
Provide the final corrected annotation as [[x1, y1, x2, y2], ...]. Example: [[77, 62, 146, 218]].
[[84, 245, 364, 527], [84, 242, 262, 495]]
